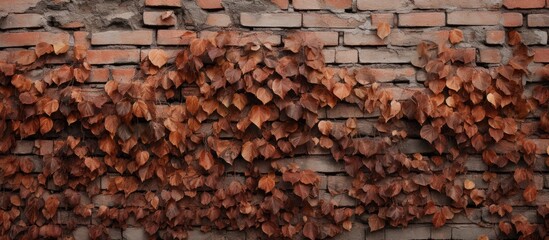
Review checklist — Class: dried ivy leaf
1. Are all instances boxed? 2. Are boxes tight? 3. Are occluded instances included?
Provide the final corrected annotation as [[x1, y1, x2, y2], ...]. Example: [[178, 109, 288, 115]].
[[148, 49, 169, 68], [420, 125, 438, 144], [449, 29, 463, 44], [35, 42, 54, 58], [250, 105, 271, 128], [376, 23, 391, 40], [258, 173, 276, 193], [368, 215, 385, 232], [53, 42, 69, 55]]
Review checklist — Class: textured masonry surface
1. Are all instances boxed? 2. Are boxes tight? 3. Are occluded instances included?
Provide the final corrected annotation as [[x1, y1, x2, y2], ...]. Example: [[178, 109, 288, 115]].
[[1, 0, 549, 239]]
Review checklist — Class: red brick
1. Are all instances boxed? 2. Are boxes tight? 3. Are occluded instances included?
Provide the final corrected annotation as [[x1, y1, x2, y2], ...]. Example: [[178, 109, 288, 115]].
[[299, 31, 339, 46], [293, 0, 352, 10], [157, 30, 196, 45], [199, 31, 281, 46], [413, 0, 502, 9], [372, 13, 395, 27], [111, 68, 137, 81], [534, 48, 549, 62], [74, 31, 90, 48], [143, 11, 177, 26], [503, 12, 523, 27], [303, 13, 366, 28], [0, 14, 44, 29], [87, 50, 140, 65], [0, 32, 69, 47], [144, 0, 181, 7], [398, 12, 445, 27], [357, 0, 411, 10], [528, 14, 549, 27], [270, 0, 289, 9], [335, 49, 358, 63], [12, 140, 35, 154], [240, 13, 301, 27], [504, 0, 545, 9], [479, 49, 502, 63], [0, 0, 40, 13], [205, 13, 232, 27], [486, 30, 505, 44], [447, 11, 501, 26], [344, 32, 386, 46], [89, 68, 110, 83], [196, 0, 223, 9], [91, 30, 153, 45], [359, 49, 415, 63], [323, 49, 335, 63], [355, 67, 416, 82], [521, 30, 548, 45], [389, 30, 449, 46]]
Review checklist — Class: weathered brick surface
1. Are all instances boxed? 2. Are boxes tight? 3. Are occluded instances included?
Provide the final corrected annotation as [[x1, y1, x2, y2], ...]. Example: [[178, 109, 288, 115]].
[[359, 49, 415, 63], [87, 50, 141, 65], [143, 11, 177, 26], [413, 0, 502, 9], [294, 0, 352, 10], [205, 13, 232, 27], [503, 12, 524, 27], [240, 13, 301, 27], [335, 49, 358, 63], [157, 30, 196, 45], [504, 0, 546, 9], [91, 30, 153, 45], [196, 0, 223, 9], [144, 0, 181, 7], [486, 30, 506, 44], [447, 11, 501, 25], [303, 13, 367, 28], [398, 12, 446, 27], [479, 49, 502, 63], [528, 14, 549, 27], [0, 14, 44, 29], [0, 32, 70, 47], [357, 0, 412, 10], [0, 0, 41, 13]]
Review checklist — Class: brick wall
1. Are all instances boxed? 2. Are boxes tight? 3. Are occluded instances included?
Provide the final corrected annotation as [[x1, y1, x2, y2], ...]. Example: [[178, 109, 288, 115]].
[[1, 0, 549, 239]]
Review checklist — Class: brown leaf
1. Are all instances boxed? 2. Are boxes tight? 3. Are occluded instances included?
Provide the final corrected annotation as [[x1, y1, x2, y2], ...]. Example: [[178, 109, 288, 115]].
[[420, 124, 438, 144], [35, 42, 54, 58], [136, 151, 150, 167], [300, 170, 319, 185], [376, 22, 391, 40], [42, 196, 60, 219], [256, 87, 273, 104], [333, 82, 352, 100], [84, 157, 101, 172], [449, 29, 463, 44], [499, 221, 513, 235], [258, 173, 276, 193], [198, 149, 215, 171], [303, 222, 318, 240], [148, 49, 169, 68], [53, 42, 69, 55], [39, 116, 53, 134], [250, 105, 271, 128], [241, 141, 258, 163], [523, 184, 537, 203], [186, 96, 200, 115], [368, 215, 385, 232]]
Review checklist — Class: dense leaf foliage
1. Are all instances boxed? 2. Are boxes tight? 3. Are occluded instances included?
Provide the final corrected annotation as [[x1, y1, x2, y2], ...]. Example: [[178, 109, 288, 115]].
[[0, 31, 547, 239]]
